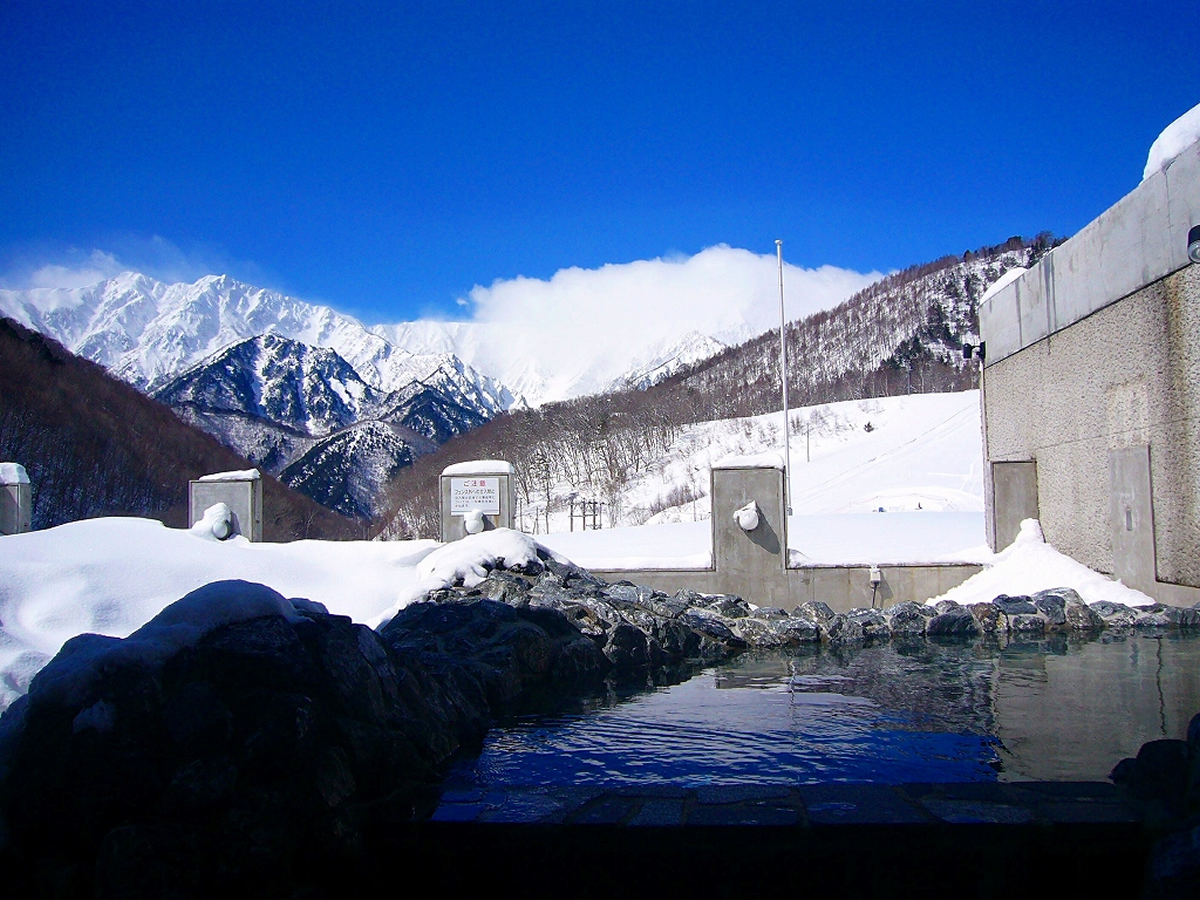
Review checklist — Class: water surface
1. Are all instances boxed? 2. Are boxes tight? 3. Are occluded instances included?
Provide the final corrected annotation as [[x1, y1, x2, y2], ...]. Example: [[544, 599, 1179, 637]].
[[444, 633, 1200, 788]]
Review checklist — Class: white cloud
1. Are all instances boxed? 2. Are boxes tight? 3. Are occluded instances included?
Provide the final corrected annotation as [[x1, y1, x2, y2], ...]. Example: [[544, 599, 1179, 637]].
[[11, 251, 122, 290], [458, 244, 883, 399], [1, 237, 268, 293]]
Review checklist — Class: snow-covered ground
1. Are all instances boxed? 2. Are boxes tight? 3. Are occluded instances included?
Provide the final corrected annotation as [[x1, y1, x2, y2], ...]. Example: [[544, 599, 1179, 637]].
[[537, 391, 988, 566]]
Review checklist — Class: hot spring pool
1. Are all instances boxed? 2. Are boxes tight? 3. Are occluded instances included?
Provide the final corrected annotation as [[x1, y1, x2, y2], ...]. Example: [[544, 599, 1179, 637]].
[[442, 632, 1200, 789]]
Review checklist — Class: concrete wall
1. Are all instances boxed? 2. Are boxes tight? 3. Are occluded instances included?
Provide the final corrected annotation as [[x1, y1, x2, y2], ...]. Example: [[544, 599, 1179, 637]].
[[980, 136, 1200, 604], [189, 477, 264, 542], [590, 463, 980, 612], [590, 564, 983, 615], [981, 140, 1200, 365]]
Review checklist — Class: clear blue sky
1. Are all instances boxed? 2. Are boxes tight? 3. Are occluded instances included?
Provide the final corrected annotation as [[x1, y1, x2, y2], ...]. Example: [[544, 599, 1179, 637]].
[[1, 1, 1196, 322]]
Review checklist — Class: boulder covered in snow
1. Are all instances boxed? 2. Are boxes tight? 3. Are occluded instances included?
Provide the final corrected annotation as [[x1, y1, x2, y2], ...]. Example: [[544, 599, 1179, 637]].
[[0, 580, 492, 896]]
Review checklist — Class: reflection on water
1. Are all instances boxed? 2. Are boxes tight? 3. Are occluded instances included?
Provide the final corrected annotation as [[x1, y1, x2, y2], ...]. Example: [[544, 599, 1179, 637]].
[[444, 633, 1200, 788]]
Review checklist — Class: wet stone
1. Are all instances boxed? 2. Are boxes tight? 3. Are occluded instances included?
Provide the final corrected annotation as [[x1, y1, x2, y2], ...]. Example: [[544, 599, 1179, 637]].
[[687, 804, 799, 826], [695, 784, 792, 805], [629, 799, 686, 826], [798, 785, 928, 825], [920, 799, 1035, 824]]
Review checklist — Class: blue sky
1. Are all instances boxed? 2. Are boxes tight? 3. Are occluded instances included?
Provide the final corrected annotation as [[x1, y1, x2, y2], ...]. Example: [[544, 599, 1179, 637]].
[[1, 1, 1197, 323]]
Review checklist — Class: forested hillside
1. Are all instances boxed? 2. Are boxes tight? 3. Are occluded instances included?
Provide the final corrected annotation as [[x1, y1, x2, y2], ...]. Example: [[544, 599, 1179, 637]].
[[0, 318, 358, 539], [376, 235, 1059, 539]]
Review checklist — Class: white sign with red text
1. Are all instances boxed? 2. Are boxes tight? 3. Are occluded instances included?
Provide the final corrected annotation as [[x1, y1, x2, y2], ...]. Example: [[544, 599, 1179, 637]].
[[450, 477, 501, 515]]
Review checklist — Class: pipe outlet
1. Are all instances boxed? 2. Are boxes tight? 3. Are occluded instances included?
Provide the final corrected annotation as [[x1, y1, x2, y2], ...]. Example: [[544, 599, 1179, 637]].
[[463, 508, 486, 535], [733, 500, 761, 532]]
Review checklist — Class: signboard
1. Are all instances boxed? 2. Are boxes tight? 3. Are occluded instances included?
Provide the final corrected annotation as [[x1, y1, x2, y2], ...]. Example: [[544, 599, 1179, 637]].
[[450, 477, 501, 515]]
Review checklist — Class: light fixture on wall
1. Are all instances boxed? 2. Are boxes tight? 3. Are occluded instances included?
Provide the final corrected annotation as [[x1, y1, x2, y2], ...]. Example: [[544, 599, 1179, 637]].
[[1188, 224, 1200, 265]]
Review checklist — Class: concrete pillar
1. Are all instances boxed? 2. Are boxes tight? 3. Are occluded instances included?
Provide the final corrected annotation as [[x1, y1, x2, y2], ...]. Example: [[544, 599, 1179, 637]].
[[189, 469, 263, 542], [440, 460, 516, 542], [711, 459, 788, 594], [0, 463, 32, 535]]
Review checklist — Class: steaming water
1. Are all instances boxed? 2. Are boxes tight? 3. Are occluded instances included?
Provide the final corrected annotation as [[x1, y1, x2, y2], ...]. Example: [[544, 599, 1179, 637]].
[[444, 633, 1200, 787]]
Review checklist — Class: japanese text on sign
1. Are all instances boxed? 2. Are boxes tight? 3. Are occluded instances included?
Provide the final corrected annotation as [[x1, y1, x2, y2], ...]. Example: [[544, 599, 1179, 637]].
[[450, 477, 501, 515]]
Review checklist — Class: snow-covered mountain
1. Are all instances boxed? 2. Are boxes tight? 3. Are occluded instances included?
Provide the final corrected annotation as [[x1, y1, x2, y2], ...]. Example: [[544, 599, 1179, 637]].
[[612, 331, 728, 392], [0, 272, 536, 516], [0, 272, 516, 410], [150, 333, 493, 517], [280, 420, 430, 520], [155, 333, 382, 436]]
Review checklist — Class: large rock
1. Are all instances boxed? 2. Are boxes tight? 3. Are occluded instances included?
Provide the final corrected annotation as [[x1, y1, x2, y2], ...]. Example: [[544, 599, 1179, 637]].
[[926, 606, 981, 638]]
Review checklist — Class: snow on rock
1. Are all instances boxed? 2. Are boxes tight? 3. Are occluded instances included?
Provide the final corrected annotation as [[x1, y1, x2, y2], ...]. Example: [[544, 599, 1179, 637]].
[[441, 459, 515, 476], [370, 528, 563, 628], [0, 516, 441, 711], [197, 468, 261, 482], [0, 463, 29, 484], [928, 519, 1154, 608], [25, 581, 305, 711], [1144, 101, 1200, 181]]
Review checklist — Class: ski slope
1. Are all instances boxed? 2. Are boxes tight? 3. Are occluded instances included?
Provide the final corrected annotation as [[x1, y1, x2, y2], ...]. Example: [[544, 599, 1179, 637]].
[[540, 391, 989, 567]]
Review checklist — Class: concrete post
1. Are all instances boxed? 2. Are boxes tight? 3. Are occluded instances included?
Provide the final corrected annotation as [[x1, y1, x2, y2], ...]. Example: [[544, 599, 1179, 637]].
[[711, 459, 788, 599], [0, 463, 32, 535], [440, 460, 517, 542], [189, 469, 263, 542]]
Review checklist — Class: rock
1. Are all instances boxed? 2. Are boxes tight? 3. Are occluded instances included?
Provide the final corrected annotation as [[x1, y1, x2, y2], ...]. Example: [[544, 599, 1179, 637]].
[[794, 601, 836, 624], [1162, 606, 1200, 629], [992, 594, 1037, 615], [887, 602, 929, 637], [774, 617, 822, 644], [1091, 600, 1132, 618], [1031, 590, 1069, 626], [690, 593, 752, 619], [845, 608, 889, 640], [926, 606, 981, 638], [1095, 603, 1142, 628], [1126, 739, 1191, 818], [933, 599, 961, 615], [1135, 608, 1173, 629], [0, 585, 490, 896], [1065, 598, 1106, 631], [823, 614, 864, 645], [969, 603, 1006, 635], [1009, 614, 1046, 635]]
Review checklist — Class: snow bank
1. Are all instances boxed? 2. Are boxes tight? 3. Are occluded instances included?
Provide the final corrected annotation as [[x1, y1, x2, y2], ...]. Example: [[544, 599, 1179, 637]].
[[0, 463, 29, 484], [442, 459, 514, 476], [370, 528, 561, 627], [1144, 101, 1200, 181], [714, 452, 784, 469], [928, 519, 1154, 608], [197, 468, 260, 482], [0, 517, 441, 710], [980, 266, 1027, 304], [27, 581, 304, 710]]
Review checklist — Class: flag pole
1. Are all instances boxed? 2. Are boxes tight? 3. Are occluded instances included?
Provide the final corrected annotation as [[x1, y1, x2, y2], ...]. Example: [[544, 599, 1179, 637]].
[[776, 240, 792, 515]]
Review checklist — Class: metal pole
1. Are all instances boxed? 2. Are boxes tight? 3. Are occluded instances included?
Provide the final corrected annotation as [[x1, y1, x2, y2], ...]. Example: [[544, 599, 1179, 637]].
[[776, 240, 793, 514]]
